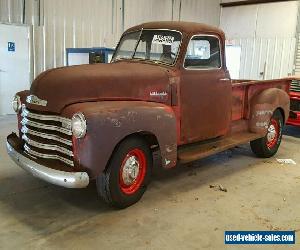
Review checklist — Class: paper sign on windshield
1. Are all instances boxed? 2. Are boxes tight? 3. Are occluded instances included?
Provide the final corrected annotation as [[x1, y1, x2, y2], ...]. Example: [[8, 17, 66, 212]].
[[152, 35, 174, 45]]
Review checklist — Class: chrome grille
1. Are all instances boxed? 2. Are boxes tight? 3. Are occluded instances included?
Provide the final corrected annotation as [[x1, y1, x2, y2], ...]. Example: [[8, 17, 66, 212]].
[[21, 107, 74, 166], [290, 80, 300, 92]]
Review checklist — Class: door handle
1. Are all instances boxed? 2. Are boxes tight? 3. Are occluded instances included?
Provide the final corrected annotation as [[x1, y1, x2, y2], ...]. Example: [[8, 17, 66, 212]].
[[220, 78, 230, 81]]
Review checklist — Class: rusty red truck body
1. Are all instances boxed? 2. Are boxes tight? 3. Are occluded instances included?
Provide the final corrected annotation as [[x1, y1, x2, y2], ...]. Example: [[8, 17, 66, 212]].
[[7, 21, 294, 208]]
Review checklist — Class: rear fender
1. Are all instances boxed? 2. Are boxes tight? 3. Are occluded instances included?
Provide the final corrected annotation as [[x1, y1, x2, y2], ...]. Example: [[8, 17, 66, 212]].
[[62, 101, 177, 179], [249, 88, 289, 135]]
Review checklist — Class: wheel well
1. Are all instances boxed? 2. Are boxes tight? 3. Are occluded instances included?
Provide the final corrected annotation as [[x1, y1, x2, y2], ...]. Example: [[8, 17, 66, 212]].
[[116, 131, 160, 148], [138, 131, 160, 149], [119, 132, 160, 150], [104, 132, 160, 171]]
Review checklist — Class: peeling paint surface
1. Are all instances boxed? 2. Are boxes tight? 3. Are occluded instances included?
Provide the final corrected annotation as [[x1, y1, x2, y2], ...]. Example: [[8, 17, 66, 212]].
[[63, 101, 177, 177]]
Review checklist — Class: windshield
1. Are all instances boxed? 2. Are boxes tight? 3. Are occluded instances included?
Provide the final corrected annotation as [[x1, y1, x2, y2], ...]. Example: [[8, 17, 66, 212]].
[[112, 29, 182, 65]]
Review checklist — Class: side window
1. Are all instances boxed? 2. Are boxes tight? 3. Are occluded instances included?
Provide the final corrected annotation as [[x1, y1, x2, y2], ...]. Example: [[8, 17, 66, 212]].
[[184, 36, 221, 69]]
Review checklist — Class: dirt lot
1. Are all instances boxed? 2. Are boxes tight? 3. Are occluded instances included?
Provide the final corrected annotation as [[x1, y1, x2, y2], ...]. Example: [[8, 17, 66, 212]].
[[0, 115, 300, 250]]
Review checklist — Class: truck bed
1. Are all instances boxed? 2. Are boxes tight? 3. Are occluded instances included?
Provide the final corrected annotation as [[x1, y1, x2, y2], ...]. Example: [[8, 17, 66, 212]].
[[231, 77, 292, 122]]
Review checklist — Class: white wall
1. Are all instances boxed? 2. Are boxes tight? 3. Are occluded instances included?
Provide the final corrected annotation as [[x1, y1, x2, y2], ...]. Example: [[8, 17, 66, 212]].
[[0, 24, 31, 114], [0, 0, 23, 23], [0, 0, 221, 78], [179, 0, 220, 26], [124, 0, 173, 30], [294, 4, 300, 75], [220, 1, 299, 80]]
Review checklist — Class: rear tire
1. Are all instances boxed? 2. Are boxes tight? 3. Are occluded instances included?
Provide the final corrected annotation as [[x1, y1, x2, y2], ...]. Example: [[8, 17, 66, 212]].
[[96, 136, 152, 208], [250, 109, 283, 158]]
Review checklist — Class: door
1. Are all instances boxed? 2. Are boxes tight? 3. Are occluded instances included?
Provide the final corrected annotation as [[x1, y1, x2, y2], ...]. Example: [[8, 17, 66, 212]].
[[0, 23, 31, 115], [180, 35, 232, 143]]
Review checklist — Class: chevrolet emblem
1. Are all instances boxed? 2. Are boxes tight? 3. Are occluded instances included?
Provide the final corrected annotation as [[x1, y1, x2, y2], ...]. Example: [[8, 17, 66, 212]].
[[26, 95, 48, 106]]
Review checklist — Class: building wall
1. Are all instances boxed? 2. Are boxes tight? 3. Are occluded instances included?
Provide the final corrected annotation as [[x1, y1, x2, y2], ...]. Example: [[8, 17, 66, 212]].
[[0, 0, 23, 23], [220, 1, 299, 80], [124, 0, 173, 30], [0, 0, 221, 78], [294, 3, 300, 75]]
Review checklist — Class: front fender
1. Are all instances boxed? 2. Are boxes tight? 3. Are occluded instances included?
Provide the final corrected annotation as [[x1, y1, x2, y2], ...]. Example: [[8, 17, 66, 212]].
[[249, 88, 290, 135], [62, 101, 177, 179]]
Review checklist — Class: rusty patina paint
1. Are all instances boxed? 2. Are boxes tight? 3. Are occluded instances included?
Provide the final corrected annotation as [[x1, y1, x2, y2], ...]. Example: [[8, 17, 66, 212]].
[[231, 78, 291, 135], [62, 101, 177, 178], [27, 62, 172, 113]]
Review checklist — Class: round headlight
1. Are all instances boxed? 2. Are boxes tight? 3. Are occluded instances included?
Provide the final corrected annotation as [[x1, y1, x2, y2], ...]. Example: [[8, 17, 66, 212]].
[[71, 112, 87, 139], [12, 95, 21, 113]]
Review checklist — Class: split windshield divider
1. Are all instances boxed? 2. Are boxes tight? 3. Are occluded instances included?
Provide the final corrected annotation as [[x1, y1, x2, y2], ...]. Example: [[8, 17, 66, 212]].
[[132, 28, 143, 59]]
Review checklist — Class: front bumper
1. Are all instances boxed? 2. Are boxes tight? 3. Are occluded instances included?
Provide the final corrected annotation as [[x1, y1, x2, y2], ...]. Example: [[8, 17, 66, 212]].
[[6, 134, 89, 188]]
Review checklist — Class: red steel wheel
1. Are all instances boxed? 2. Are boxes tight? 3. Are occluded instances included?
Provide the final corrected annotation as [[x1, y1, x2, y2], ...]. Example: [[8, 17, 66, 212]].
[[97, 136, 152, 208], [266, 118, 280, 149], [119, 148, 147, 195], [250, 109, 283, 158]]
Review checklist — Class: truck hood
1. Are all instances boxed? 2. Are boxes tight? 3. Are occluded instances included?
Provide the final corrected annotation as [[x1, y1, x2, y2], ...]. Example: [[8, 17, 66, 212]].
[[27, 61, 171, 113]]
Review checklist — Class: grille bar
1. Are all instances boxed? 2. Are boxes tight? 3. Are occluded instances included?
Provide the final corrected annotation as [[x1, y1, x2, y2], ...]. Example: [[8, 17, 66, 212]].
[[21, 107, 74, 167], [21, 117, 72, 135], [24, 144, 74, 166], [22, 108, 71, 127], [21, 126, 72, 146], [22, 134, 74, 157]]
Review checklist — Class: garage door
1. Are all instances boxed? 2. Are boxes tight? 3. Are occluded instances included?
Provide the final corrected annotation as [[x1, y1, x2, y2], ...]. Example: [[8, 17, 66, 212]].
[[220, 1, 298, 80]]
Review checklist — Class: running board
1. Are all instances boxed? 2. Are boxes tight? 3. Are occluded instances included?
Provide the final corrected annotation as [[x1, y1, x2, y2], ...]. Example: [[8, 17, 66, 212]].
[[178, 132, 262, 164]]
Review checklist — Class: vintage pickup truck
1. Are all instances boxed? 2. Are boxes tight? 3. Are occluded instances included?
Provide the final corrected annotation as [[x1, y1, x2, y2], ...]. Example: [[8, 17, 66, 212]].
[[7, 21, 293, 208]]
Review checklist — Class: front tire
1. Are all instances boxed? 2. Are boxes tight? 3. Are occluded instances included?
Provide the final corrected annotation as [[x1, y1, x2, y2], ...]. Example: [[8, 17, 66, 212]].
[[96, 136, 152, 208], [250, 109, 283, 158]]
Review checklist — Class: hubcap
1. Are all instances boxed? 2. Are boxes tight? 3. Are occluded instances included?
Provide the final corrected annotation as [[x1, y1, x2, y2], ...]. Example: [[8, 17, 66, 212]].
[[119, 148, 147, 195], [267, 124, 276, 142], [121, 156, 140, 185], [266, 118, 280, 149]]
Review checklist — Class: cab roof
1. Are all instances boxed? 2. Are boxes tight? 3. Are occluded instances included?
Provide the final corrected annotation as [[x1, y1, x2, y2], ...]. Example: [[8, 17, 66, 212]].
[[125, 21, 225, 38]]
